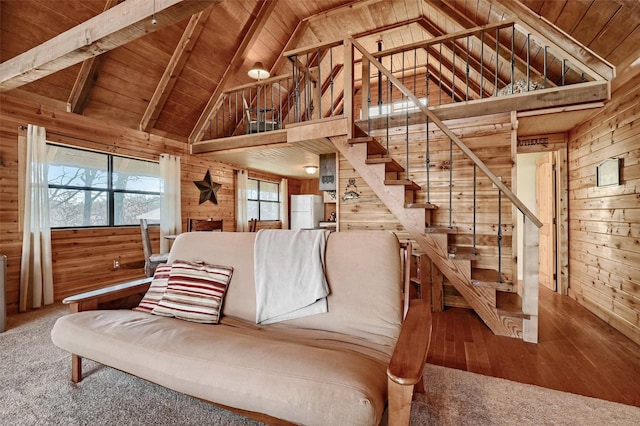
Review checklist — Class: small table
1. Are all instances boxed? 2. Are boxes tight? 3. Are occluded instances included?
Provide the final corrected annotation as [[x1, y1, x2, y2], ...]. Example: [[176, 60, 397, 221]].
[[164, 234, 179, 240]]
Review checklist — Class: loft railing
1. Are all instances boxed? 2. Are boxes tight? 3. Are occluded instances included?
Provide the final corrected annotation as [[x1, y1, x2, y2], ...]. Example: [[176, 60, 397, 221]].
[[202, 74, 295, 140], [201, 19, 605, 143]]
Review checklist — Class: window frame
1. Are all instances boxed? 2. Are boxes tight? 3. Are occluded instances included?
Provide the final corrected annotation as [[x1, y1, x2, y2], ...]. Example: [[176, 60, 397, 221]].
[[247, 178, 280, 221], [46, 144, 161, 229]]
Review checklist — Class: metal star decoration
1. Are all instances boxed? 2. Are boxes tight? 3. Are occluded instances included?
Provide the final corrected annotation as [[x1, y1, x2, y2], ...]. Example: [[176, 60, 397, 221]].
[[193, 170, 221, 204]]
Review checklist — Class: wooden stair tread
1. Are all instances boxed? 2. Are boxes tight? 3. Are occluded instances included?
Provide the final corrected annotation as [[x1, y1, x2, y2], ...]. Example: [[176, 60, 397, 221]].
[[496, 291, 531, 319], [405, 202, 438, 210], [348, 136, 387, 155], [471, 268, 512, 291], [384, 179, 421, 190], [365, 157, 404, 172], [448, 246, 480, 260], [426, 226, 457, 234]]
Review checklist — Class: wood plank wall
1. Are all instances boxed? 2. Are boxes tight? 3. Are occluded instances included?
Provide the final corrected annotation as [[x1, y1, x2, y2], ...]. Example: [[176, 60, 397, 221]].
[[339, 112, 515, 292], [0, 94, 296, 314], [567, 77, 640, 345]]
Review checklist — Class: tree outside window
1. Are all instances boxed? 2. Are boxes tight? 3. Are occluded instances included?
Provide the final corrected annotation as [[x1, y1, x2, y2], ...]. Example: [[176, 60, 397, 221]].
[[47, 145, 161, 228]]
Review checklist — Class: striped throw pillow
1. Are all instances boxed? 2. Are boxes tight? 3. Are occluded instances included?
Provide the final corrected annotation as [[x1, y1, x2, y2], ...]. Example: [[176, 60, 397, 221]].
[[151, 260, 234, 324], [134, 264, 172, 313]]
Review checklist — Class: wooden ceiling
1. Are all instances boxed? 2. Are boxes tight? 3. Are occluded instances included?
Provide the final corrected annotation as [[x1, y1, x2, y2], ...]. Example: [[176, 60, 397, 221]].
[[1, 0, 639, 176]]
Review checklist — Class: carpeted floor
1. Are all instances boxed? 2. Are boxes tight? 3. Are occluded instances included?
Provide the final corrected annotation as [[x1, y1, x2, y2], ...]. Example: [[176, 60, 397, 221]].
[[1, 305, 639, 425]]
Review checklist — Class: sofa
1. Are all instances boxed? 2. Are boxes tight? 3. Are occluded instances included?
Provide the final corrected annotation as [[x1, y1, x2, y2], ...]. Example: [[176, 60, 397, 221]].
[[51, 230, 431, 426]]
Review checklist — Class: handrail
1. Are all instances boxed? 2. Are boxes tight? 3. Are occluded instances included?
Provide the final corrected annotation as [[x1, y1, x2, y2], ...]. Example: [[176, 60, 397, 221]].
[[350, 37, 543, 228], [372, 20, 516, 58], [223, 73, 293, 94]]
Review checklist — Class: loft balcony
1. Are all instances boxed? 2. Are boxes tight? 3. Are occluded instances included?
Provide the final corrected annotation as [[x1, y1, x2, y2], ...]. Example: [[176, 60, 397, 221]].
[[192, 20, 612, 155]]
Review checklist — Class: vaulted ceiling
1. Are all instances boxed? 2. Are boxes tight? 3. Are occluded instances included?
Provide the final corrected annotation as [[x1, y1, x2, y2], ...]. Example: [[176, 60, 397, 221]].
[[2, 0, 639, 176]]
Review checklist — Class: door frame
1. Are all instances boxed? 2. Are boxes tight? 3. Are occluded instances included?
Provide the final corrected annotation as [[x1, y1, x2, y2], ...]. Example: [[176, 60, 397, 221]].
[[516, 134, 568, 296]]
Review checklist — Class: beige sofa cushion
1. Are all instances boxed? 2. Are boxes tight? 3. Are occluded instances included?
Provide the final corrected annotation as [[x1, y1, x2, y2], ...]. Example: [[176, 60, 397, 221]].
[[167, 232, 257, 321], [51, 310, 389, 426], [167, 231, 402, 347]]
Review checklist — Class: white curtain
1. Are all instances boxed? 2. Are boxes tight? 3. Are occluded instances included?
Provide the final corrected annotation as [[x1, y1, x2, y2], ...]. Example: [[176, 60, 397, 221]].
[[236, 170, 248, 231], [20, 125, 54, 312], [280, 178, 289, 229], [159, 154, 182, 253]]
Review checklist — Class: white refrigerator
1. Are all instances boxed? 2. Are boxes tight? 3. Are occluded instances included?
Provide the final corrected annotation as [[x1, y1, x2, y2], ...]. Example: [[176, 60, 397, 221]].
[[290, 194, 324, 230]]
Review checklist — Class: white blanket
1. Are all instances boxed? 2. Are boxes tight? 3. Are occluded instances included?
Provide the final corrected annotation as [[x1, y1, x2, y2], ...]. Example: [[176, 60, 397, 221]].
[[254, 229, 330, 324]]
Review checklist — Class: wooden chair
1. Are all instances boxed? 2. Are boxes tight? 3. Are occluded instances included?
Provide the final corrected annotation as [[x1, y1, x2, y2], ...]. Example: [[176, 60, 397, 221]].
[[248, 219, 283, 232], [242, 95, 279, 134], [187, 218, 223, 232], [139, 219, 170, 277]]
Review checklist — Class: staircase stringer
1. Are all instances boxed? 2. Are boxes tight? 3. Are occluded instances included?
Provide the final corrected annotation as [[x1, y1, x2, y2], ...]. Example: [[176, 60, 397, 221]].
[[330, 134, 521, 338]]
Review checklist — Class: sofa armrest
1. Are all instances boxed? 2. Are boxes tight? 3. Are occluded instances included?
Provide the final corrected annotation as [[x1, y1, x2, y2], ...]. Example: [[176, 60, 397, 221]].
[[387, 299, 432, 426], [62, 277, 153, 313]]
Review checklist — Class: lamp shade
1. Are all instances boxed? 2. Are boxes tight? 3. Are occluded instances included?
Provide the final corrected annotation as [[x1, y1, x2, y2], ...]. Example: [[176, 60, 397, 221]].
[[303, 165, 318, 174], [248, 62, 270, 80]]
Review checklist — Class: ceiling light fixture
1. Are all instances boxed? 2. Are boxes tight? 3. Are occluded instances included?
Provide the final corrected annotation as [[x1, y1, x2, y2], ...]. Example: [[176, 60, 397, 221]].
[[304, 165, 318, 175], [248, 62, 270, 80]]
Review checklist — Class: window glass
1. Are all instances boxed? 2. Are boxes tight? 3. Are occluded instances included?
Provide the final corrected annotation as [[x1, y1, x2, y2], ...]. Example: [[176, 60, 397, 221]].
[[247, 179, 259, 199], [49, 189, 107, 227], [114, 193, 161, 226], [113, 157, 161, 191], [368, 97, 427, 117], [47, 146, 108, 188], [46, 144, 161, 228], [259, 181, 279, 201], [247, 200, 259, 220], [260, 201, 279, 220], [247, 179, 279, 221]]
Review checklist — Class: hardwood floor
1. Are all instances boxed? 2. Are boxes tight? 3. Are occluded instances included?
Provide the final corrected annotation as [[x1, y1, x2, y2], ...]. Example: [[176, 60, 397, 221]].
[[426, 287, 640, 407]]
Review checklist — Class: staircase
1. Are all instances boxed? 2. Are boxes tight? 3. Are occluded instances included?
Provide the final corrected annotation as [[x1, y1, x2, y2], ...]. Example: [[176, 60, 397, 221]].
[[332, 126, 531, 339]]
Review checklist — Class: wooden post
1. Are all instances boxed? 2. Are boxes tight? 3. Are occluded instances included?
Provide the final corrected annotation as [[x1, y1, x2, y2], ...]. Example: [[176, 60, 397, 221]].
[[361, 57, 370, 123], [343, 39, 354, 139], [522, 217, 539, 343]]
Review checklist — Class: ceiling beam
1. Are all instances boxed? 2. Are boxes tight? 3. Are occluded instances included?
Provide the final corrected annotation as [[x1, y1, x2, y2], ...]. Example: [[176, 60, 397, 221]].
[[350, 18, 423, 40], [272, 20, 310, 76], [67, 0, 122, 114], [188, 0, 277, 144], [140, 8, 212, 132], [611, 47, 640, 93], [0, 0, 215, 92], [417, 17, 501, 93], [485, 0, 615, 81], [302, 0, 384, 23]]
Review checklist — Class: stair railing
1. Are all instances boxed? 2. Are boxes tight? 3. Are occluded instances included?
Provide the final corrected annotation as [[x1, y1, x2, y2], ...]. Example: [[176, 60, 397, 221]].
[[351, 36, 542, 228], [351, 37, 542, 341]]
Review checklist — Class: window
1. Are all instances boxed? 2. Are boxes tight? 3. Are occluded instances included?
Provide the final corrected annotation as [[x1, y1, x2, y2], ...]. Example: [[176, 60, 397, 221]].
[[368, 97, 427, 117], [247, 179, 279, 221], [47, 145, 162, 228]]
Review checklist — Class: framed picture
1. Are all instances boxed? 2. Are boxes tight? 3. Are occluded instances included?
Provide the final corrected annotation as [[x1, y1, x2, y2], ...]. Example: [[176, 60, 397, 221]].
[[596, 158, 622, 187]]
